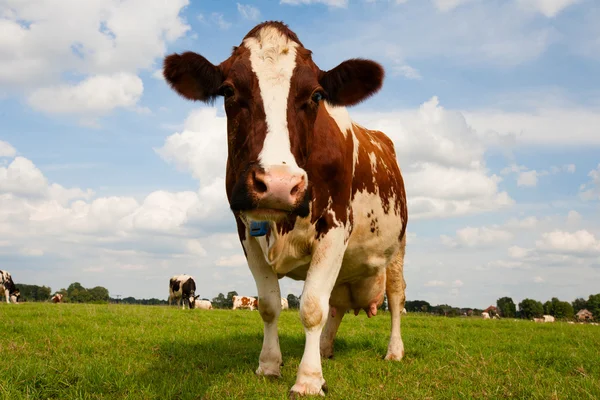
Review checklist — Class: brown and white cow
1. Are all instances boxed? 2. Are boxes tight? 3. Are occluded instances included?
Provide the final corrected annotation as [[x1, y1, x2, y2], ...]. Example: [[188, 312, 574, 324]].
[[52, 293, 64, 303], [232, 295, 257, 311], [163, 21, 408, 397], [281, 297, 289, 311]]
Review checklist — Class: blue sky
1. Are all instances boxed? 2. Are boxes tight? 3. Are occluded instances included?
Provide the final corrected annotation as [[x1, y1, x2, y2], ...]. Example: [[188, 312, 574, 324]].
[[0, 0, 599, 308]]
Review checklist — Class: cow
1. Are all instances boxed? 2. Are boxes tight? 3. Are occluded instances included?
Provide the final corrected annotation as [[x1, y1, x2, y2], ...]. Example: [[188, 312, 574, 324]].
[[543, 315, 555, 323], [281, 297, 289, 310], [52, 293, 64, 303], [232, 295, 257, 311], [533, 318, 544, 323], [482, 312, 490, 319], [163, 20, 408, 396], [194, 299, 213, 310], [401, 307, 407, 315], [1, 270, 19, 304], [168, 275, 198, 309]]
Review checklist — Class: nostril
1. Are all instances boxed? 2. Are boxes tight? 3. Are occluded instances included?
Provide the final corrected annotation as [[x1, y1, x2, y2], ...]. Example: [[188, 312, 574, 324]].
[[290, 176, 305, 197], [252, 171, 268, 193]]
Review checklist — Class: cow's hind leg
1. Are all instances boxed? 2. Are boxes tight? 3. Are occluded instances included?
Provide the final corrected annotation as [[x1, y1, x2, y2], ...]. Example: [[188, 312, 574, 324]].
[[385, 236, 407, 361], [4, 288, 9, 304], [320, 306, 346, 359]]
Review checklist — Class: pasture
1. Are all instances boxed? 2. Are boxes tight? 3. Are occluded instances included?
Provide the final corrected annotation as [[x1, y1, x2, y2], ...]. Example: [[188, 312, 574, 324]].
[[1, 304, 599, 399]]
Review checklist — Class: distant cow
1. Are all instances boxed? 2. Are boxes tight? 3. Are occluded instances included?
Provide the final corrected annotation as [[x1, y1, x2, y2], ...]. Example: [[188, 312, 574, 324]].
[[543, 315, 555, 323], [232, 295, 257, 311], [482, 312, 490, 319], [51, 293, 64, 303], [169, 275, 198, 309], [281, 297, 289, 310], [402, 308, 407, 315], [533, 318, 544, 323], [194, 299, 213, 310], [1, 270, 20, 304]]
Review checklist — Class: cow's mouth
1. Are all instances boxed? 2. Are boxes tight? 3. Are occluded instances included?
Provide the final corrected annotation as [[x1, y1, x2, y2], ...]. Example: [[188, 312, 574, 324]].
[[244, 207, 292, 221]]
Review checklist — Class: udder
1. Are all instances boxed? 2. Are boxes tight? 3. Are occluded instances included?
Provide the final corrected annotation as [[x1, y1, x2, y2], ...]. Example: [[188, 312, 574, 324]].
[[329, 271, 386, 318]]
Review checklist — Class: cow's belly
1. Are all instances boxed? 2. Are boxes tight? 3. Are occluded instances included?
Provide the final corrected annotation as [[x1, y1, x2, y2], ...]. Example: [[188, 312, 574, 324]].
[[338, 191, 403, 282]]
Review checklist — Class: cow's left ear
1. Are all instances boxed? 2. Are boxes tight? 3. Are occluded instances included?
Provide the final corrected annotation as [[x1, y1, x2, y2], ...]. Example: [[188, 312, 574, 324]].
[[319, 59, 384, 107], [163, 51, 224, 103]]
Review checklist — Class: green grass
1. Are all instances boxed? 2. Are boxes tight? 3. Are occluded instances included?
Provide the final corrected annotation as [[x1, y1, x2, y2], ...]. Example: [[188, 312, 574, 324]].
[[1, 303, 599, 400]]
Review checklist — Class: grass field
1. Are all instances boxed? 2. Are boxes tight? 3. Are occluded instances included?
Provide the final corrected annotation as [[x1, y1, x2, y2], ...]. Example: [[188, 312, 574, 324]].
[[1, 303, 599, 400]]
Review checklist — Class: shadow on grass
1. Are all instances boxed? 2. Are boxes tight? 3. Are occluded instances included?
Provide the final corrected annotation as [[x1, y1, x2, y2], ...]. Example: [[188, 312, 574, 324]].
[[135, 332, 367, 398]]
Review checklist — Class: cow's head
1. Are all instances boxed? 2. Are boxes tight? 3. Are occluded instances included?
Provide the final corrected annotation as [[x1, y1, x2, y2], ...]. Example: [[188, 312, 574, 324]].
[[163, 21, 384, 223], [10, 289, 20, 303], [189, 294, 200, 309]]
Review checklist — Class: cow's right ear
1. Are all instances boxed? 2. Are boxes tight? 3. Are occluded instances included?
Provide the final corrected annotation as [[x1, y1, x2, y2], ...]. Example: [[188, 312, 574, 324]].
[[163, 52, 223, 103]]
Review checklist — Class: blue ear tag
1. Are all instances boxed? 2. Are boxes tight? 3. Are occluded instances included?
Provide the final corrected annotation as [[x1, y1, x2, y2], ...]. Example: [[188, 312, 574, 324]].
[[249, 221, 270, 237]]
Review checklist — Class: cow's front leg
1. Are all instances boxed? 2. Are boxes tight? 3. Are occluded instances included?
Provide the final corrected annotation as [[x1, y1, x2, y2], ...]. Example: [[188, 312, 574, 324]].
[[4, 288, 9, 304], [291, 230, 346, 397], [243, 236, 283, 378]]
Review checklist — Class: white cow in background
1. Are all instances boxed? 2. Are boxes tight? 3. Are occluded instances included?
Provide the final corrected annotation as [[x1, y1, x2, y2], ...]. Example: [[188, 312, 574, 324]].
[[482, 312, 490, 320], [281, 297, 289, 310], [543, 315, 555, 323], [194, 299, 213, 310]]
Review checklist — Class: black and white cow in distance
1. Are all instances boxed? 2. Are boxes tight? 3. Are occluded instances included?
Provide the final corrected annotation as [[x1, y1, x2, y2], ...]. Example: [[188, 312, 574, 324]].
[[169, 274, 198, 309], [1, 270, 20, 304]]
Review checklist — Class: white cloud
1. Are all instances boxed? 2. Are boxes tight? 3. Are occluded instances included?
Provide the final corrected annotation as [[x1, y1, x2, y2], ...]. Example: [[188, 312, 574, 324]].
[[424, 280, 446, 287], [566, 210, 582, 225], [579, 164, 600, 201], [536, 230, 600, 256], [464, 108, 600, 146], [516, 0, 580, 18], [442, 226, 513, 248], [27, 73, 143, 115], [211, 12, 231, 30], [1, 0, 190, 114], [433, 0, 475, 12], [280, 0, 348, 7], [237, 3, 261, 20], [505, 216, 538, 229], [356, 97, 513, 220], [155, 107, 228, 187], [517, 170, 539, 187], [534, 276, 544, 283], [508, 246, 530, 259], [0, 141, 16, 158], [216, 254, 247, 267]]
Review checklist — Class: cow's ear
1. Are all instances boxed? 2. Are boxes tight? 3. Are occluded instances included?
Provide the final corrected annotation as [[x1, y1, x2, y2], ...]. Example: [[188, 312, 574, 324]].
[[319, 59, 384, 107], [163, 52, 223, 103]]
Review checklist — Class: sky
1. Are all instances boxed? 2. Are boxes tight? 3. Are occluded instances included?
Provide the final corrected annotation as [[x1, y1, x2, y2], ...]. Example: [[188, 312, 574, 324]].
[[1, 0, 599, 308]]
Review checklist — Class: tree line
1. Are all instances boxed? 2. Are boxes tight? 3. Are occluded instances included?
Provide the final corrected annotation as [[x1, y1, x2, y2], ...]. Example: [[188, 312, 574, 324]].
[[15, 282, 110, 303]]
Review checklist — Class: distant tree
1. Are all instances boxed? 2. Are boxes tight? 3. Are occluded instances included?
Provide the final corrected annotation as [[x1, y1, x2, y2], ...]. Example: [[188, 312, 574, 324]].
[[518, 298, 544, 319], [378, 294, 388, 311], [496, 297, 517, 318], [586, 294, 600, 319], [572, 298, 587, 313], [405, 300, 431, 313], [212, 293, 227, 309], [287, 294, 300, 309], [543, 297, 574, 319], [225, 291, 238, 309], [89, 286, 110, 302], [15, 284, 52, 302]]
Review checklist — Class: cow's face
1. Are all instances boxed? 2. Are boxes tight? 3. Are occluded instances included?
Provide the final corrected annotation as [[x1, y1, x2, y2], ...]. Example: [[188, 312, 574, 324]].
[[189, 294, 199, 309], [163, 21, 383, 223]]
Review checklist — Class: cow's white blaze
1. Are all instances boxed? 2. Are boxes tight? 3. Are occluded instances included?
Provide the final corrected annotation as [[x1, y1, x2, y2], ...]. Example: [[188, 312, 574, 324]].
[[244, 27, 305, 177]]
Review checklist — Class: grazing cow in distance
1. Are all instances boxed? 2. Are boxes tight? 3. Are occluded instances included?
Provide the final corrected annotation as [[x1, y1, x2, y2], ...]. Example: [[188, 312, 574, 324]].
[[281, 297, 289, 310], [1, 270, 19, 304], [482, 312, 491, 320], [533, 317, 544, 323], [194, 299, 213, 310], [232, 295, 257, 311], [168, 275, 198, 309], [543, 315, 555, 323], [52, 293, 64, 303], [163, 20, 409, 396], [402, 308, 407, 315]]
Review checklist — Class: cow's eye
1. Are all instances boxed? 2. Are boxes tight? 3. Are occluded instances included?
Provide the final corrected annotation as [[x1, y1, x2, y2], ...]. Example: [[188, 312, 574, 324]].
[[220, 85, 235, 99], [311, 91, 324, 104]]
